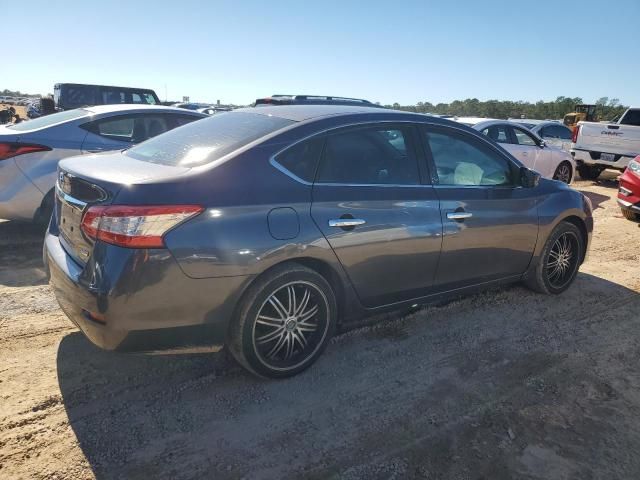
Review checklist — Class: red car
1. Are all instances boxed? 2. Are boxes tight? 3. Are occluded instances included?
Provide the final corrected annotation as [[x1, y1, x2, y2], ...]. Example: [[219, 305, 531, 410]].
[[618, 155, 640, 221]]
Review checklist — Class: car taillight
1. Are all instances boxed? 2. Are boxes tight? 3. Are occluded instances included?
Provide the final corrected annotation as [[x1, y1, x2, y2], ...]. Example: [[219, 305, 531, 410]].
[[0, 142, 51, 160], [571, 125, 580, 143], [81, 205, 203, 248]]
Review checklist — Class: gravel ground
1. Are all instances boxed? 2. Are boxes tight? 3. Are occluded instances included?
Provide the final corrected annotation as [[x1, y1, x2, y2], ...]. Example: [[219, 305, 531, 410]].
[[1, 171, 639, 480]]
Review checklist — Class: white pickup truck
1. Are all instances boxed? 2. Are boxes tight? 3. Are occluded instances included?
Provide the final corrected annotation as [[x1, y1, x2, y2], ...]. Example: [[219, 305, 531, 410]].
[[571, 107, 640, 179]]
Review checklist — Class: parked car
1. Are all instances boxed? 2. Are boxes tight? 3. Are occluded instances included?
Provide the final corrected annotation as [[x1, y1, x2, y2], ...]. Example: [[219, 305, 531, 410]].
[[46, 105, 593, 378], [618, 155, 640, 221], [571, 107, 640, 179], [172, 102, 212, 111], [508, 119, 573, 153], [197, 106, 232, 115], [54, 83, 161, 111], [0, 105, 205, 224], [457, 119, 576, 183]]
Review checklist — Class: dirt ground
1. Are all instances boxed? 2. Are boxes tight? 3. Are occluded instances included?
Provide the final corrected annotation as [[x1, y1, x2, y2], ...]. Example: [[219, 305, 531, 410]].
[[1, 171, 639, 480]]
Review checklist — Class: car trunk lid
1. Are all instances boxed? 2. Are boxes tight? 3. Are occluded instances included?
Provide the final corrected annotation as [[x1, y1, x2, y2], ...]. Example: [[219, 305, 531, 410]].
[[55, 151, 191, 265]]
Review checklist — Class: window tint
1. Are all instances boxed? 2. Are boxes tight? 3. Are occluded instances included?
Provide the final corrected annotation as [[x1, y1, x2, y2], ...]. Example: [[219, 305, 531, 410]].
[[513, 128, 538, 146], [481, 125, 511, 144], [173, 114, 201, 127], [131, 92, 157, 104], [88, 114, 172, 143], [317, 127, 419, 185], [274, 137, 324, 182], [541, 124, 572, 140], [621, 109, 640, 126], [425, 130, 513, 186], [126, 112, 294, 166]]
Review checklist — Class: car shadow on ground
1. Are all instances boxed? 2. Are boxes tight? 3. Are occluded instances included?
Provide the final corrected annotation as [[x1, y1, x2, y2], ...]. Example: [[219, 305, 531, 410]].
[[56, 272, 640, 479], [0, 220, 48, 287], [576, 190, 610, 210]]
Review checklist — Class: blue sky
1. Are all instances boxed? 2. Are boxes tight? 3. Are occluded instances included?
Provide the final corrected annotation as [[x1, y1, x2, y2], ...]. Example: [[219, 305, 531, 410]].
[[5, 0, 640, 106]]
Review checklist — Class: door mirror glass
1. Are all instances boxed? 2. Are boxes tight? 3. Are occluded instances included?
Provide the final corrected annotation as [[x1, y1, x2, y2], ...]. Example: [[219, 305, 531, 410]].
[[520, 167, 541, 188]]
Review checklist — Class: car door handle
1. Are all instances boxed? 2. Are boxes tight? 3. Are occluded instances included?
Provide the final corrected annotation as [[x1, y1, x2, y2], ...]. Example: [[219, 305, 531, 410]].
[[522, 152, 528, 156], [329, 219, 366, 228], [447, 212, 473, 220]]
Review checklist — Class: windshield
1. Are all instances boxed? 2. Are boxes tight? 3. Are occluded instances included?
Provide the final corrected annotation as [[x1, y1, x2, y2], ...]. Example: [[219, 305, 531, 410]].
[[125, 112, 295, 167], [8, 109, 90, 131]]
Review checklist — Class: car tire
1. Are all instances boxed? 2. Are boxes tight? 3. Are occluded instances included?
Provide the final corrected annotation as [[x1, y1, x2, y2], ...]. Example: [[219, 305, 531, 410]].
[[525, 221, 584, 295], [621, 208, 639, 222], [228, 263, 337, 378], [553, 161, 573, 184], [577, 164, 602, 180], [34, 190, 54, 228]]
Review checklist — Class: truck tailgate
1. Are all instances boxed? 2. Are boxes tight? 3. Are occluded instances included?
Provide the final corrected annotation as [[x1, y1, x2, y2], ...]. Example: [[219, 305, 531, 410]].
[[576, 122, 640, 156]]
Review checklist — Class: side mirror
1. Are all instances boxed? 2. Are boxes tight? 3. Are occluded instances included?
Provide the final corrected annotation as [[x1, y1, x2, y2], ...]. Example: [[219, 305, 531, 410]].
[[538, 139, 546, 148], [520, 167, 541, 188]]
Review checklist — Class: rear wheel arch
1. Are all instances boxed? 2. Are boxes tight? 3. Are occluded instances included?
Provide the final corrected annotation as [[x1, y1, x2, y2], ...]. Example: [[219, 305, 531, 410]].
[[34, 188, 55, 226], [227, 257, 347, 339], [559, 215, 588, 264]]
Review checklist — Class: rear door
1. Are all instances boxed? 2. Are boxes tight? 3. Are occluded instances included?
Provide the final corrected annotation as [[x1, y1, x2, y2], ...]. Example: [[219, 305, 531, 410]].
[[310, 123, 443, 308], [422, 125, 539, 290]]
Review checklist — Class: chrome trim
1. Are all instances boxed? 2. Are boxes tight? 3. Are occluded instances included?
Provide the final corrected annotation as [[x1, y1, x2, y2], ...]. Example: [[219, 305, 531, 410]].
[[268, 118, 515, 186], [619, 186, 632, 196], [618, 198, 640, 212], [447, 212, 473, 220], [329, 218, 366, 227], [56, 183, 87, 211]]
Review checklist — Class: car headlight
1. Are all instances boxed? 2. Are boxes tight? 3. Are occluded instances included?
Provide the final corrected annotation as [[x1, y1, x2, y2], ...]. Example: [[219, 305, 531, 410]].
[[628, 158, 640, 178]]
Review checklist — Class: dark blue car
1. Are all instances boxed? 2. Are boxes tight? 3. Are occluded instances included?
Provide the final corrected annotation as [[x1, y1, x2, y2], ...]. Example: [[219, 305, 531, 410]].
[[45, 105, 593, 378]]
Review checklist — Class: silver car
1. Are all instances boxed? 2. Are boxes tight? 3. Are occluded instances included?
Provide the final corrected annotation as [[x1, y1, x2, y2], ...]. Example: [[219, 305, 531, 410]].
[[508, 119, 573, 152], [0, 105, 205, 223]]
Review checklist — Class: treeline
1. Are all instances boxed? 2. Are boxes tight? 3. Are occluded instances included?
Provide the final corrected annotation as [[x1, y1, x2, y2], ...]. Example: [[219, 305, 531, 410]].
[[384, 96, 628, 121], [1, 89, 41, 98]]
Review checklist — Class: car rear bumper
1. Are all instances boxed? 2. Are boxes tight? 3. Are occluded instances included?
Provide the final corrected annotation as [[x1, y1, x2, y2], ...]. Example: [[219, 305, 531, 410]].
[[571, 148, 634, 170], [45, 231, 253, 352], [0, 158, 44, 221]]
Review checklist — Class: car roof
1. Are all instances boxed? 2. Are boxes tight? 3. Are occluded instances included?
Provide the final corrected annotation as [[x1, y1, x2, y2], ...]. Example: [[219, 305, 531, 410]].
[[233, 104, 429, 122], [84, 104, 205, 115]]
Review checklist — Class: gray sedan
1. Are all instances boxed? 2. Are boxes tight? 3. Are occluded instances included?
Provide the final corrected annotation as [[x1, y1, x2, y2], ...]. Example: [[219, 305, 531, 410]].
[[46, 105, 593, 378], [0, 105, 205, 223]]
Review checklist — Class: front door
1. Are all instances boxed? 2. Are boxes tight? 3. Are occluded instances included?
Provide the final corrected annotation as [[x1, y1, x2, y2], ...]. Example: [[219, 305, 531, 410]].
[[509, 126, 554, 178], [422, 126, 539, 291], [310, 124, 443, 308]]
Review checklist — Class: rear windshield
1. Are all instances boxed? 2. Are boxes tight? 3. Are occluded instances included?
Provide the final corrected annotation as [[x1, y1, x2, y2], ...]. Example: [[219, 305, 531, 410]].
[[8, 109, 90, 131], [125, 112, 295, 167]]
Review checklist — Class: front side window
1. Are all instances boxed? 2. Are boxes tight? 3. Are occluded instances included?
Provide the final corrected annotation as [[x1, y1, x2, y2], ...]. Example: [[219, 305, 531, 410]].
[[480, 125, 510, 144], [513, 127, 538, 146], [620, 109, 640, 126], [274, 137, 324, 182], [425, 129, 513, 186], [102, 90, 125, 104], [316, 126, 419, 185]]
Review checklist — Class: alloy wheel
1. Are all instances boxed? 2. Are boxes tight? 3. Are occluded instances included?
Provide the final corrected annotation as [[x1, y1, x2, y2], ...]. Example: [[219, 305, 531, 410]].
[[546, 232, 579, 289], [252, 281, 329, 371], [554, 164, 572, 184]]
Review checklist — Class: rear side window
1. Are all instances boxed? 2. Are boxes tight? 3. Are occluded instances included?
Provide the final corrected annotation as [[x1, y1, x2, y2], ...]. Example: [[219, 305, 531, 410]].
[[126, 112, 294, 166], [83, 114, 173, 143], [541, 124, 572, 140], [317, 126, 419, 185], [481, 125, 510, 144], [274, 137, 324, 182], [425, 129, 513, 186], [621, 109, 640, 126]]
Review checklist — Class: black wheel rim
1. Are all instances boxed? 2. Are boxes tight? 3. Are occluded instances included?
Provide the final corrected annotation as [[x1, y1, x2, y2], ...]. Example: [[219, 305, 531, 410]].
[[546, 232, 579, 289], [252, 281, 329, 371], [554, 164, 571, 183]]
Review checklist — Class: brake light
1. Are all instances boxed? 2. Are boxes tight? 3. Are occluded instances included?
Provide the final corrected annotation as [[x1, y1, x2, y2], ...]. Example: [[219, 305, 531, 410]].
[[81, 205, 203, 248], [571, 125, 580, 143], [0, 142, 51, 160]]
